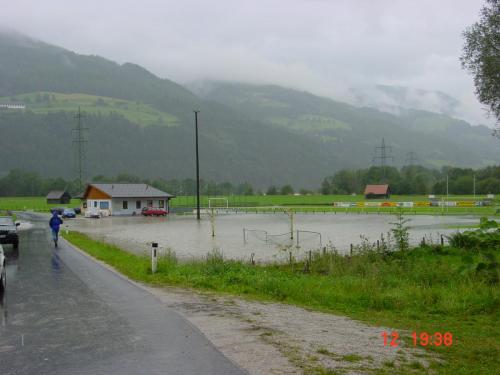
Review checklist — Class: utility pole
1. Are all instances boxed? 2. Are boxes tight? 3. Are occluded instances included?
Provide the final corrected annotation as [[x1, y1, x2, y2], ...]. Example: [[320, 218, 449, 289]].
[[194, 110, 201, 220], [72, 106, 88, 193], [405, 151, 418, 166], [473, 174, 476, 200], [446, 175, 449, 212], [373, 138, 393, 182]]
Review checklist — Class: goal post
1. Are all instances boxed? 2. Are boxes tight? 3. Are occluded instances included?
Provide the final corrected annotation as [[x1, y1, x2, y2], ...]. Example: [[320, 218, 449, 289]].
[[208, 197, 229, 209]]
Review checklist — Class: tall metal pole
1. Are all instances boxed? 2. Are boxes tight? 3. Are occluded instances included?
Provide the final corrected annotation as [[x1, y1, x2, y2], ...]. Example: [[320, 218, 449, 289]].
[[446, 175, 449, 213], [473, 174, 476, 200], [73, 106, 87, 193], [194, 110, 201, 220]]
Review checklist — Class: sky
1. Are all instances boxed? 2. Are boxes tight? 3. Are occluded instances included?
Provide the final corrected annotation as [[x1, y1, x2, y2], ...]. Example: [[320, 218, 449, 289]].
[[0, 0, 494, 126]]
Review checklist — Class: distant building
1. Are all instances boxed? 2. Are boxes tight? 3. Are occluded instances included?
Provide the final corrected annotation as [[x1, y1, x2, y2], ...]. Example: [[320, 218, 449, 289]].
[[46, 190, 72, 204], [0, 103, 26, 110], [364, 184, 391, 199], [81, 183, 175, 216]]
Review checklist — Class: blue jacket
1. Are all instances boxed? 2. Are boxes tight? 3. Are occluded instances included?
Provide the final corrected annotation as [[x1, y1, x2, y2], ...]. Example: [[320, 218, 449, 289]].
[[49, 214, 63, 231]]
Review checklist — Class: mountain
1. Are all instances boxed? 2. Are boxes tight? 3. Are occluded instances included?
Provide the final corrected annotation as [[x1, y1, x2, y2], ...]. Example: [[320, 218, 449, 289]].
[[192, 81, 499, 169], [0, 31, 498, 190], [0, 32, 335, 189]]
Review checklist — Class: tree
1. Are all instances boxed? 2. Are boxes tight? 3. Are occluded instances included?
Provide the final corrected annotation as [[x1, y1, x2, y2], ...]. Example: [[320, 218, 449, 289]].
[[461, 0, 500, 135], [266, 185, 278, 195], [280, 185, 294, 195]]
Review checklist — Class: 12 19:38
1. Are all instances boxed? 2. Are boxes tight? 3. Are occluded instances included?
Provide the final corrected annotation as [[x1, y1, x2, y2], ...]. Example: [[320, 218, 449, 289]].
[[381, 331, 453, 347]]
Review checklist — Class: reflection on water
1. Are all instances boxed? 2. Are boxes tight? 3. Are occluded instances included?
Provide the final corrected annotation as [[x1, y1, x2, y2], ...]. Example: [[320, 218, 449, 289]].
[[66, 213, 476, 262]]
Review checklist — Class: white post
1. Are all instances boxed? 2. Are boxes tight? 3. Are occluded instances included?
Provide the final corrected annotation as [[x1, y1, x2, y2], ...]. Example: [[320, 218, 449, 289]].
[[210, 207, 215, 237], [151, 242, 158, 274]]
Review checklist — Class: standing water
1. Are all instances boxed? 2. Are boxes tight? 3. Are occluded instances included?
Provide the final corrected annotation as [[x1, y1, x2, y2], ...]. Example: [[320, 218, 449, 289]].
[[66, 213, 476, 262]]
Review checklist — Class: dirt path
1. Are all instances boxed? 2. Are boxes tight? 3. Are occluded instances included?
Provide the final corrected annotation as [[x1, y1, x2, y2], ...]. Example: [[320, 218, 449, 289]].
[[145, 286, 433, 374]]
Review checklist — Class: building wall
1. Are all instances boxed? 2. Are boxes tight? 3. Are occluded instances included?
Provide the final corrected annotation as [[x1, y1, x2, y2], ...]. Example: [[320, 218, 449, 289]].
[[111, 197, 171, 216]]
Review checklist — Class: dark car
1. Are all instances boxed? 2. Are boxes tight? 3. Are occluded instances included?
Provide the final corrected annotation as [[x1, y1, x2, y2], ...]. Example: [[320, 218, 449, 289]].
[[73, 207, 81, 215], [141, 207, 168, 216], [62, 208, 76, 218], [0, 216, 20, 249]]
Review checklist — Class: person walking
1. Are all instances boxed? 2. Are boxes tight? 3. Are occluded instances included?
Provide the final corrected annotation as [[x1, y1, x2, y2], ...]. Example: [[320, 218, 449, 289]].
[[49, 212, 63, 247]]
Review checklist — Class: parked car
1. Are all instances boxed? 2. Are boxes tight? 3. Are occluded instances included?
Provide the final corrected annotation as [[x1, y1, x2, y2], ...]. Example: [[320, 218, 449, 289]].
[[62, 208, 76, 218], [141, 207, 168, 216], [73, 207, 81, 215], [50, 207, 64, 215], [0, 244, 5, 293], [0, 216, 19, 250]]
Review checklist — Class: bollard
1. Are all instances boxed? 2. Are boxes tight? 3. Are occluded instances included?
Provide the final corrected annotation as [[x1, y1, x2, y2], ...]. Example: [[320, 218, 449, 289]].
[[308, 250, 312, 266], [377, 239, 380, 250], [350, 243, 353, 256], [151, 242, 158, 274], [440, 235, 444, 246]]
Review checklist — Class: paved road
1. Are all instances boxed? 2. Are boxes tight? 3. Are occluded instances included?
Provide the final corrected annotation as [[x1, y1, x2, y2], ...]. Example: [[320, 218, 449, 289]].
[[0, 214, 245, 375]]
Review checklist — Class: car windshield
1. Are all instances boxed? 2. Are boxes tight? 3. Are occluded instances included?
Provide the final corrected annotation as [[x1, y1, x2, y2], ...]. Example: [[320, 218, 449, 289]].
[[0, 217, 14, 226], [64, 209, 75, 213]]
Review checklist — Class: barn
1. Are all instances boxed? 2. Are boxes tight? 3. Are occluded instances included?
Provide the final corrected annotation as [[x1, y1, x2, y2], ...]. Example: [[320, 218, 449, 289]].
[[81, 183, 175, 216], [364, 184, 391, 199], [46, 190, 72, 204]]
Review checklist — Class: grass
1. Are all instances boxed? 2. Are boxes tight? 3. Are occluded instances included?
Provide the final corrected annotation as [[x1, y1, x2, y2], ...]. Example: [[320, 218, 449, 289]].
[[63, 231, 499, 374], [1, 195, 497, 216], [170, 194, 499, 207], [0, 197, 81, 212], [0, 92, 178, 127]]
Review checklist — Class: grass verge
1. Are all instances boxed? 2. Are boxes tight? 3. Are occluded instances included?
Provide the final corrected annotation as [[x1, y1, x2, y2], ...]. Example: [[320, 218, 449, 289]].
[[63, 231, 498, 374]]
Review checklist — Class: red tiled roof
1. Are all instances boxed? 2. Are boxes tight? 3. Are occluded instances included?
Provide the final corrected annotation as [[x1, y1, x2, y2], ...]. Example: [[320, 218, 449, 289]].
[[364, 184, 390, 195]]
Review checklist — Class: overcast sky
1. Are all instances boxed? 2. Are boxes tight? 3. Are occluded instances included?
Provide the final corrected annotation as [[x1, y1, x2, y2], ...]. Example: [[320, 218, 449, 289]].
[[0, 0, 494, 126]]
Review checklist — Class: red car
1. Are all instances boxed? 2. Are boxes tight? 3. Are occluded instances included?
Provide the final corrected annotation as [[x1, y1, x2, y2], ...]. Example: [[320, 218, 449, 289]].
[[141, 207, 168, 216]]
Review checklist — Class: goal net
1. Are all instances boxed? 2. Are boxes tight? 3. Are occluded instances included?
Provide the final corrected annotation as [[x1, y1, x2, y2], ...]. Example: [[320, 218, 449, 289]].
[[208, 197, 229, 208]]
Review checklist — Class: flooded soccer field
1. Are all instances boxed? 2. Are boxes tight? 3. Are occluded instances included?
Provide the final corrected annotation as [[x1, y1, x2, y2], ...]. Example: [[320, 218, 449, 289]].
[[65, 212, 478, 262]]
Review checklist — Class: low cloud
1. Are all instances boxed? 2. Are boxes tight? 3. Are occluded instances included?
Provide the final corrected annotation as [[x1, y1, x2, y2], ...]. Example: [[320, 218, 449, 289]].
[[0, 0, 493, 126]]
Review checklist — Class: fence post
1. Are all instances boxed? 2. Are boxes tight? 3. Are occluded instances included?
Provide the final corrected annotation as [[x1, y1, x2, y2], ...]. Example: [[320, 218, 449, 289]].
[[308, 250, 312, 266], [151, 242, 158, 274], [440, 235, 444, 246], [243, 228, 246, 244], [350, 243, 353, 256]]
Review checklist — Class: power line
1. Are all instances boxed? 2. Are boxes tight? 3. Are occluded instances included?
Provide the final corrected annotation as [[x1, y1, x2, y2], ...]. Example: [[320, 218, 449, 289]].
[[72, 106, 88, 193], [405, 151, 419, 166], [372, 138, 393, 182]]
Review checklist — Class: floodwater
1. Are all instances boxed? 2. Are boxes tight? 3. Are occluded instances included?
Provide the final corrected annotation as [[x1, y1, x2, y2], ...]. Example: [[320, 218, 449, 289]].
[[65, 212, 478, 262]]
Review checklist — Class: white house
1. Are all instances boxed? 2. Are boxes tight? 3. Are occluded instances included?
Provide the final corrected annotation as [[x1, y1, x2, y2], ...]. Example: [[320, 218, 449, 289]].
[[81, 183, 175, 216]]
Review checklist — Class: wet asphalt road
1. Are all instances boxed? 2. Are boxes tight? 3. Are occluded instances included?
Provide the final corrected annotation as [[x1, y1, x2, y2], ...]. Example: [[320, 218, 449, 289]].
[[0, 214, 245, 375]]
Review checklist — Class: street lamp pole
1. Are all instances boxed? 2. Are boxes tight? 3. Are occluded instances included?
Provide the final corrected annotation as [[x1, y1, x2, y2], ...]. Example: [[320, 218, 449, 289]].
[[194, 110, 201, 220]]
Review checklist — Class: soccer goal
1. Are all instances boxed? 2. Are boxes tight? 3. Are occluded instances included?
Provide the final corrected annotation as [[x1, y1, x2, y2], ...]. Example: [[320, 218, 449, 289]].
[[208, 197, 229, 209]]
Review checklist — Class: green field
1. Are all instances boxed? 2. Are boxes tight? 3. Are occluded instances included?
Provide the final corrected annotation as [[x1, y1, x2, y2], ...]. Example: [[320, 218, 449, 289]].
[[63, 230, 499, 374], [0, 197, 81, 212], [170, 194, 498, 207], [0, 92, 178, 127], [0, 195, 498, 216]]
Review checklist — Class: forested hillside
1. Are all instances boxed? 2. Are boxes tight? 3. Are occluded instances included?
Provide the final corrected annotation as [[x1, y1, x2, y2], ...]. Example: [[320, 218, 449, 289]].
[[0, 32, 498, 189]]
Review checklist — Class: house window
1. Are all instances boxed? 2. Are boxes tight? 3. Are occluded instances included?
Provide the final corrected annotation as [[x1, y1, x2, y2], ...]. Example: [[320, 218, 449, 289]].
[[83, 202, 87, 209], [100, 201, 109, 209], [159, 200, 164, 208], [123, 201, 128, 210], [147, 200, 153, 207], [93, 201, 97, 208], [136, 200, 141, 209]]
